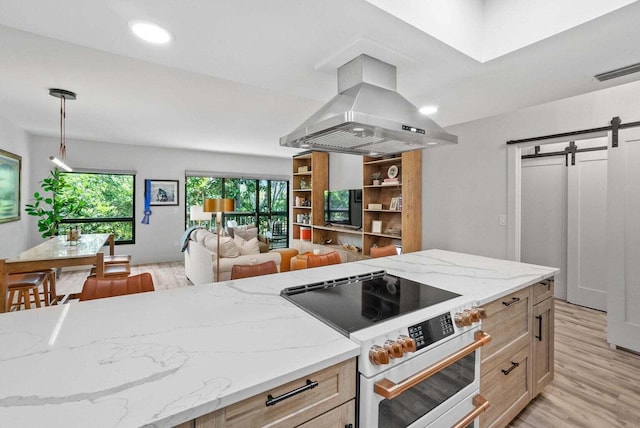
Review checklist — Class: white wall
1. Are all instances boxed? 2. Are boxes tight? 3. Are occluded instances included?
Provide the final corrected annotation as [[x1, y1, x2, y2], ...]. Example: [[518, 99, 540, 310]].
[[0, 115, 31, 258], [425, 79, 640, 260], [328, 153, 362, 190], [27, 136, 290, 264]]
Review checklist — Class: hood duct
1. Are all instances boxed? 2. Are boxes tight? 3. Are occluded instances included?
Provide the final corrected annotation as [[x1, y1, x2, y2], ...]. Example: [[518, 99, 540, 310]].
[[280, 54, 457, 156]]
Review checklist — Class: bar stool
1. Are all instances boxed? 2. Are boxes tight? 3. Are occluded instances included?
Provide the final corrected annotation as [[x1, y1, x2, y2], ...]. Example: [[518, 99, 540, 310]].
[[39, 269, 58, 306], [7, 272, 47, 311]]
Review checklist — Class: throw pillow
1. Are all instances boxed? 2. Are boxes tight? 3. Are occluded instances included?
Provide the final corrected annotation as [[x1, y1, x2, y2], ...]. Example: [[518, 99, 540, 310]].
[[234, 227, 258, 241], [219, 236, 240, 258], [233, 235, 261, 255]]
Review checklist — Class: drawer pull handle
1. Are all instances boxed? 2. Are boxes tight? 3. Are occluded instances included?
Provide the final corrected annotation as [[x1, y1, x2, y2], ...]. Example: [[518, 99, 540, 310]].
[[452, 394, 491, 428], [265, 379, 318, 407], [502, 297, 520, 307], [501, 361, 520, 375], [536, 314, 543, 341], [374, 331, 491, 399]]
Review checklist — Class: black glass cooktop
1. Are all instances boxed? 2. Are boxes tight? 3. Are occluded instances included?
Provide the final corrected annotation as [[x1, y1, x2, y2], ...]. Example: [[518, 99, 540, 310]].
[[281, 270, 461, 336]]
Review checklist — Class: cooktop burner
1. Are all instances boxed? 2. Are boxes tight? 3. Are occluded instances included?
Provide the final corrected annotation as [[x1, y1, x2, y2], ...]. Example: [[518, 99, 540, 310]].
[[281, 271, 461, 336]]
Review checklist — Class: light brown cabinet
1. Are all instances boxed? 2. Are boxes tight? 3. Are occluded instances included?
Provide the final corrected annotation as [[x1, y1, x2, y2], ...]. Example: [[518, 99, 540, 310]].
[[479, 279, 555, 428], [361, 151, 422, 256], [191, 358, 356, 428], [532, 279, 555, 396]]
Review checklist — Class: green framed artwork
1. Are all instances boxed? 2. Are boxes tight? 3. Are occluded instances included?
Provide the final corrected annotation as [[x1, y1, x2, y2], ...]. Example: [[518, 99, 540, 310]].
[[0, 148, 21, 223]]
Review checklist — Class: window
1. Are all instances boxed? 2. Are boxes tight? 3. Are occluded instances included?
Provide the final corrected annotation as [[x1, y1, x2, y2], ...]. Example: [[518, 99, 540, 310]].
[[185, 175, 289, 249], [60, 171, 135, 244]]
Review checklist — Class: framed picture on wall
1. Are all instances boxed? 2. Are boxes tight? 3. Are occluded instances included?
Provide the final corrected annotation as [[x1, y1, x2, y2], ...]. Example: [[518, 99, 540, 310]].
[[148, 179, 179, 206], [0, 148, 21, 223]]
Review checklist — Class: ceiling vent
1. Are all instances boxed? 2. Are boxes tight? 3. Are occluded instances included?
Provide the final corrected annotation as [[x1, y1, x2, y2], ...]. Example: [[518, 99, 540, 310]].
[[594, 62, 640, 82]]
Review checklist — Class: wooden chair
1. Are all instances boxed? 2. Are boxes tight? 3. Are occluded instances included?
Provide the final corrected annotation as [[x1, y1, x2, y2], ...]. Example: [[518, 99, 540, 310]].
[[369, 244, 398, 258], [79, 272, 155, 301], [7, 272, 47, 310], [306, 251, 342, 268], [89, 252, 131, 279], [231, 260, 278, 280]]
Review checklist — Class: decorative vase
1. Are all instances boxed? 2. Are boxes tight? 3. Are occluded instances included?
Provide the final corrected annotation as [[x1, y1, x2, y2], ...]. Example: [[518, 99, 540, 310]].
[[373, 179, 381, 186]]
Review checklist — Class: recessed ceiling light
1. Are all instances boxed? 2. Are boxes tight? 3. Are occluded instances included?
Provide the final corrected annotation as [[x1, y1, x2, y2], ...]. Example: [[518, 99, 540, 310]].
[[419, 105, 439, 115], [353, 127, 365, 132], [427, 142, 439, 146], [129, 21, 172, 44]]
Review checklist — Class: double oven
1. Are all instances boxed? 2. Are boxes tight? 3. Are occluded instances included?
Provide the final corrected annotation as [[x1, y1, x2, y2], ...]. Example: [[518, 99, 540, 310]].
[[282, 270, 491, 427]]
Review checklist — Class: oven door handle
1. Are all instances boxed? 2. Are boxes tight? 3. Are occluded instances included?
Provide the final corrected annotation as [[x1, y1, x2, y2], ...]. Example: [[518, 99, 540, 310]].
[[373, 331, 491, 400], [452, 394, 490, 428]]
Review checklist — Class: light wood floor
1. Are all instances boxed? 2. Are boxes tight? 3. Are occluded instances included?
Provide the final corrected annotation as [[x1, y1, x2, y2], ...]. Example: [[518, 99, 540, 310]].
[[56, 265, 640, 427], [54, 261, 191, 296], [510, 300, 640, 428]]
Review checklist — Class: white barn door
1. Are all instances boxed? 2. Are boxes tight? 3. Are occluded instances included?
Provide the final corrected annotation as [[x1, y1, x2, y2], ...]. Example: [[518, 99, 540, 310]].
[[567, 150, 608, 311], [607, 127, 640, 352], [521, 156, 567, 299]]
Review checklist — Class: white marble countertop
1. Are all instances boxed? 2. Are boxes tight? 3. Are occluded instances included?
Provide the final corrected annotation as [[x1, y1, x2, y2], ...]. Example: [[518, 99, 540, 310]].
[[0, 249, 557, 427]]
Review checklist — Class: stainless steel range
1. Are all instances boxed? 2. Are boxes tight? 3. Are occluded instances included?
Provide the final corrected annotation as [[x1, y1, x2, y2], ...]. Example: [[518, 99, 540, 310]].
[[281, 270, 491, 428]]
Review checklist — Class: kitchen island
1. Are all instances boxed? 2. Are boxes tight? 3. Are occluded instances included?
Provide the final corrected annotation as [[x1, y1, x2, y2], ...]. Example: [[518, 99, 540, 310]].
[[0, 250, 557, 427]]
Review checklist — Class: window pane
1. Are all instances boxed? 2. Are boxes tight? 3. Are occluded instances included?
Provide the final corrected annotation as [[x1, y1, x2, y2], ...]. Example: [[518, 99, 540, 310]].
[[186, 175, 289, 249], [64, 173, 133, 218], [271, 181, 288, 212], [60, 172, 135, 244]]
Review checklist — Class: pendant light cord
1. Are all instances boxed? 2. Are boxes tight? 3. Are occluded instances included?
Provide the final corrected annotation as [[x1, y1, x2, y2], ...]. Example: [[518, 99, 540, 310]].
[[59, 96, 66, 159]]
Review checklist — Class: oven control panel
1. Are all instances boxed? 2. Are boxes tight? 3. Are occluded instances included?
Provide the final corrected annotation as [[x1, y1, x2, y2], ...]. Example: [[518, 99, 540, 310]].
[[366, 305, 486, 367], [408, 312, 455, 351]]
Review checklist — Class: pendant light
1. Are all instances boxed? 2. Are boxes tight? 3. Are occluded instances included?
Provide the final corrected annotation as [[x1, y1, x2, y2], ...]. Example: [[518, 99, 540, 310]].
[[48, 88, 76, 172]]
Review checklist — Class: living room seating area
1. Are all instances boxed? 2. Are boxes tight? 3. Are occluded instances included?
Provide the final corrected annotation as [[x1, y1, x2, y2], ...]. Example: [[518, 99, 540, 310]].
[[183, 227, 283, 284]]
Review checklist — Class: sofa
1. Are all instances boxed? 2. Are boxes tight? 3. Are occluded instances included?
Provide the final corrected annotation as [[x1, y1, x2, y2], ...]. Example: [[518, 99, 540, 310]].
[[184, 227, 281, 284]]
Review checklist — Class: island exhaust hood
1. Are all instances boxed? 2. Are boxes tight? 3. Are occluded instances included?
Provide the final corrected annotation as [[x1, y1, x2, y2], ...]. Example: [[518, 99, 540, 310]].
[[280, 54, 457, 156]]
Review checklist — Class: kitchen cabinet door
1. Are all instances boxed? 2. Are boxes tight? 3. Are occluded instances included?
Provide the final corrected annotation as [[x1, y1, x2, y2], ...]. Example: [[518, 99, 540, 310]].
[[532, 297, 554, 396]]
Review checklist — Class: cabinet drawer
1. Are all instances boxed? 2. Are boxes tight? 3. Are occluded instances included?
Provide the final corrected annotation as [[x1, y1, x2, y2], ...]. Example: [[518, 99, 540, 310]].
[[298, 399, 355, 428], [532, 278, 554, 305], [481, 288, 531, 371], [208, 358, 356, 428], [480, 345, 530, 428]]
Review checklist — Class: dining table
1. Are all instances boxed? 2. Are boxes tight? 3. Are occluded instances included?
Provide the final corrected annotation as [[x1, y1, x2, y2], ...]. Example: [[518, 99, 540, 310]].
[[0, 233, 115, 313]]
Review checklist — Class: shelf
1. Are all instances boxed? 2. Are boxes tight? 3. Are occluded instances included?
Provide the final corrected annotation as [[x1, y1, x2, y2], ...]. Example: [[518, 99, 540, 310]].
[[363, 232, 402, 239], [313, 224, 363, 235], [293, 206, 312, 209], [363, 156, 402, 165], [293, 222, 313, 227], [293, 188, 312, 192], [364, 209, 402, 213], [364, 183, 402, 188], [293, 172, 312, 176]]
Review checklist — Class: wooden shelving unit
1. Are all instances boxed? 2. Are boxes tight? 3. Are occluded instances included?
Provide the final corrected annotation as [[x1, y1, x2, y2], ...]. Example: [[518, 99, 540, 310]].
[[292, 152, 328, 242], [361, 151, 422, 256]]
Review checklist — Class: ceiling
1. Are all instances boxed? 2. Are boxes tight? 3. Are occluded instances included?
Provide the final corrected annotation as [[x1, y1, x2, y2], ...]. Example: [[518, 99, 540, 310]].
[[0, 0, 639, 158]]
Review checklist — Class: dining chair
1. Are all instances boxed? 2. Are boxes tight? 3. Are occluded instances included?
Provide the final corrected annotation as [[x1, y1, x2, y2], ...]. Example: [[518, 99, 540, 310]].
[[89, 252, 131, 279], [306, 251, 342, 268], [79, 272, 155, 301], [369, 244, 398, 258], [230, 260, 278, 280]]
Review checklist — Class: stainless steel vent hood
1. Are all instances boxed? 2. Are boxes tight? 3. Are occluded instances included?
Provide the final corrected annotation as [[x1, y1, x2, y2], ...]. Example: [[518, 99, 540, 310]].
[[280, 54, 457, 156]]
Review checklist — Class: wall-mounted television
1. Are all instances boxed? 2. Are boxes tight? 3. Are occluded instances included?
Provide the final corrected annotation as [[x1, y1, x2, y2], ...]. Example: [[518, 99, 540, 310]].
[[324, 189, 362, 229]]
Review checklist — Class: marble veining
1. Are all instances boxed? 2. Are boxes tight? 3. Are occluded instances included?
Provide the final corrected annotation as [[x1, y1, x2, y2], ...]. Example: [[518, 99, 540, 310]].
[[0, 249, 556, 427]]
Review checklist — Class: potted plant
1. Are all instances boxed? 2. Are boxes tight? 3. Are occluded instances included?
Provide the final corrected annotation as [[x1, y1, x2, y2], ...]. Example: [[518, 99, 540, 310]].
[[371, 171, 383, 186], [25, 168, 84, 239]]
